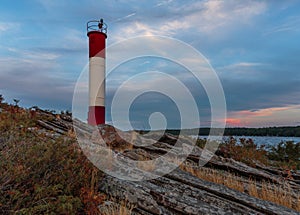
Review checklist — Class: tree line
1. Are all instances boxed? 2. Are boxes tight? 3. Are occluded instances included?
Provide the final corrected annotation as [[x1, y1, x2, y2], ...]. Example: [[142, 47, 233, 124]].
[[164, 126, 300, 137]]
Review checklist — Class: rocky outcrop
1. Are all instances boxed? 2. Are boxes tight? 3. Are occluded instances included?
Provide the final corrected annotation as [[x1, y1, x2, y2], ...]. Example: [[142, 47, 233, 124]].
[[35, 113, 300, 214], [100, 167, 298, 215]]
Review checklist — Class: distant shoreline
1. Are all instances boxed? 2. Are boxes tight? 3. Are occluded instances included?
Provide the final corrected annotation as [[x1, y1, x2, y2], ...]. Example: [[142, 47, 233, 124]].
[[137, 126, 300, 137]]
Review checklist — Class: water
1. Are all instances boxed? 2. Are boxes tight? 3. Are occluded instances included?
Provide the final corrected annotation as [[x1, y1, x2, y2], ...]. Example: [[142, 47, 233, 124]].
[[193, 135, 300, 147]]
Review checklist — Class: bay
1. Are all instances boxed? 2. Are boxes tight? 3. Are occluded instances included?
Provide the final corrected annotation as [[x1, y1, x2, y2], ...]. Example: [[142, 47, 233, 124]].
[[193, 135, 300, 147]]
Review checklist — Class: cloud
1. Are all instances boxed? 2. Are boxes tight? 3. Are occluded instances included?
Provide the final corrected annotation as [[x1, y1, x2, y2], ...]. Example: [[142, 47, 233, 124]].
[[220, 62, 266, 69], [113, 13, 137, 23], [222, 76, 300, 111], [31, 0, 268, 43], [234, 107, 291, 118], [0, 23, 10, 32], [110, 20, 189, 42], [0, 54, 74, 109], [225, 118, 242, 127], [155, 0, 173, 8], [107, 0, 267, 42], [216, 59, 300, 113], [263, 15, 300, 36], [226, 105, 300, 127], [8, 47, 60, 60], [1, 0, 300, 128], [0, 22, 19, 36], [179, 0, 266, 34], [216, 61, 268, 81]]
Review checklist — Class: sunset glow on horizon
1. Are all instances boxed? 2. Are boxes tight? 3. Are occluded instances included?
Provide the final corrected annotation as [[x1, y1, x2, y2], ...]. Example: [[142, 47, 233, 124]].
[[226, 105, 300, 127]]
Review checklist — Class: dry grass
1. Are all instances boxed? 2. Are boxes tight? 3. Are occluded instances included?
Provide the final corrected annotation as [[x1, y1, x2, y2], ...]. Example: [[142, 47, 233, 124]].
[[67, 128, 76, 138], [137, 160, 156, 172], [248, 180, 299, 211], [180, 164, 245, 192], [99, 200, 135, 215], [180, 163, 300, 212], [0, 104, 107, 214]]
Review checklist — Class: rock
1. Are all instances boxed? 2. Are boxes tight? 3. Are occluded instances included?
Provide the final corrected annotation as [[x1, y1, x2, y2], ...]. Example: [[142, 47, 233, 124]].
[[38, 116, 300, 214], [100, 168, 299, 215]]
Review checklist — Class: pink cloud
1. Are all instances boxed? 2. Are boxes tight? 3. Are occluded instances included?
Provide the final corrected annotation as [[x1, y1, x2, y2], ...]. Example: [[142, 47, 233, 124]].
[[225, 105, 300, 127]]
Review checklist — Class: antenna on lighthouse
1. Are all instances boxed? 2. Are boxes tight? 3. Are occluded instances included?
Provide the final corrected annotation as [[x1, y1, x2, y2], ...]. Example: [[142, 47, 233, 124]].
[[87, 19, 107, 125]]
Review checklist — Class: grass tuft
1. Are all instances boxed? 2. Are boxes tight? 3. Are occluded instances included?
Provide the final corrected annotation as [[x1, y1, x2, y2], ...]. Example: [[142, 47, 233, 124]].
[[180, 163, 300, 212]]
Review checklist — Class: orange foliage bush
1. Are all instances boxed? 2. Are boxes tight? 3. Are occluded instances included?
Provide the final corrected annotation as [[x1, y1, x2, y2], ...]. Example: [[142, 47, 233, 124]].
[[0, 104, 105, 214], [217, 137, 268, 166]]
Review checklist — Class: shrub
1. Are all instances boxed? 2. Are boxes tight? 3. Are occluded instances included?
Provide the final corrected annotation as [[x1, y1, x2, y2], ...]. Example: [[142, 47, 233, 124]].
[[216, 137, 268, 166], [0, 104, 105, 214], [268, 141, 300, 170]]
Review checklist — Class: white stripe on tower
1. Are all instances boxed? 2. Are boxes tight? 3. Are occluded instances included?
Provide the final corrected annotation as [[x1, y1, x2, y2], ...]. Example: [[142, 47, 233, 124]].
[[89, 57, 105, 107]]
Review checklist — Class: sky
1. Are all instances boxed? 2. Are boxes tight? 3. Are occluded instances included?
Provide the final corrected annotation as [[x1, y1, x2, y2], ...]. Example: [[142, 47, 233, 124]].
[[0, 0, 300, 129]]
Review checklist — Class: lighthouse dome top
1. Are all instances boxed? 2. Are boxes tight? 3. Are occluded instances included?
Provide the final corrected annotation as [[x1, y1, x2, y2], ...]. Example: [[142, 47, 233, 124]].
[[87, 19, 107, 36]]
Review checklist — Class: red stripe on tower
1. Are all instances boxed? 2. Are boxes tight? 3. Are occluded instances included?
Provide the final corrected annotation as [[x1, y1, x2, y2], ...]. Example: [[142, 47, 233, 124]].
[[87, 19, 107, 125]]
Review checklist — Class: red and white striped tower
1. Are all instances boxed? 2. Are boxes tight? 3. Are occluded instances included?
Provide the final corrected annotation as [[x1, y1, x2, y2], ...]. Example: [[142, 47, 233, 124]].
[[87, 19, 107, 125]]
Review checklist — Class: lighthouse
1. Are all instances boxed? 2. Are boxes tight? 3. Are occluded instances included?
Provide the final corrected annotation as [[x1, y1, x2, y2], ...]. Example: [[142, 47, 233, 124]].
[[87, 19, 107, 125]]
